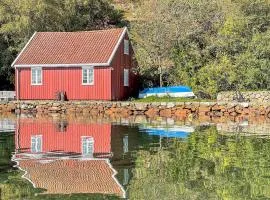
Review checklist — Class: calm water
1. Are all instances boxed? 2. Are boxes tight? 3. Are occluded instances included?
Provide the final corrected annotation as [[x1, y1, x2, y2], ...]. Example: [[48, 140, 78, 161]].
[[0, 115, 270, 200]]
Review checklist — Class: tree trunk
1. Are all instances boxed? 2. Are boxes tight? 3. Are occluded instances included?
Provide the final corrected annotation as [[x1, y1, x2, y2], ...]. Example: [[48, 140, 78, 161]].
[[159, 67, 163, 87]]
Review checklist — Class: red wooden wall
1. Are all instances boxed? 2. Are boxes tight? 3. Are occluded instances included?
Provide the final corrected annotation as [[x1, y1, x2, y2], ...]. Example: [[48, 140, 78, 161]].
[[16, 119, 112, 156], [111, 33, 137, 100], [17, 67, 111, 100]]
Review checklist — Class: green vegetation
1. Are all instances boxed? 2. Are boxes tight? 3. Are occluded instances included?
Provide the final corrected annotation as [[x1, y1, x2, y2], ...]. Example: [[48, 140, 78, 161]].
[[0, 0, 269, 97], [131, 0, 270, 97], [128, 126, 270, 199]]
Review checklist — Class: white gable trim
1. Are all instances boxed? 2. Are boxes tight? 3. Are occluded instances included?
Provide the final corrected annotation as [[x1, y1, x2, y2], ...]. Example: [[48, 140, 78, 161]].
[[12, 27, 128, 68], [107, 27, 127, 65], [11, 32, 37, 67]]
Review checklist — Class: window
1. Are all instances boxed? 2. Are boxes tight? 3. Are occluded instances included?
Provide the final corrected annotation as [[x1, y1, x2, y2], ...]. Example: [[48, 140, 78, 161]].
[[31, 135, 42, 153], [123, 135, 129, 153], [82, 67, 94, 85], [124, 69, 129, 86], [31, 68, 42, 85], [82, 136, 94, 157], [124, 40, 129, 55]]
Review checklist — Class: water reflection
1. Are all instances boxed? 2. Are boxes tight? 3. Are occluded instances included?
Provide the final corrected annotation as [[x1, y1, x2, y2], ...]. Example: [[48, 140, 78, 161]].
[[13, 118, 126, 198], [0, 114, 269, 199]]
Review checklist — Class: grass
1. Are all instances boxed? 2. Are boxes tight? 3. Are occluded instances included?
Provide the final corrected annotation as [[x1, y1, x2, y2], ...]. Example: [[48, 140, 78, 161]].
[[132, 96, 215, 103]]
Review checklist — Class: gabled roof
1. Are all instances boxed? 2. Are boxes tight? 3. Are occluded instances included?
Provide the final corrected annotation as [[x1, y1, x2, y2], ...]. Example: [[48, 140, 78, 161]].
[[12, 27, 127, 67]]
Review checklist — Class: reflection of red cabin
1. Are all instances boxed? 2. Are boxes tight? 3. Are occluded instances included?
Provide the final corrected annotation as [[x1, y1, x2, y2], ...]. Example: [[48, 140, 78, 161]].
[[14, 118, 126, 198], [16, 118, 111, 156]]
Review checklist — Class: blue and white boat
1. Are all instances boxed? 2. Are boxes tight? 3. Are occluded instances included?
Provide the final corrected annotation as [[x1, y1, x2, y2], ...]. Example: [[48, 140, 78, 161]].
[[138, 86, 195, 98]]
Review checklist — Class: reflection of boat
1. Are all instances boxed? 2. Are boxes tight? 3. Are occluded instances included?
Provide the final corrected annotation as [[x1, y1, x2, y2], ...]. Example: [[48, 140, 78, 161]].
[[139, 125, 195, 138], [13, 118, 126, 198]]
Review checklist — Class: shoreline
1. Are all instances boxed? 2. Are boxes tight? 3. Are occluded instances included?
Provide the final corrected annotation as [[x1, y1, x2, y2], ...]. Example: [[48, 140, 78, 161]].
[[0, 101, 269, 119]]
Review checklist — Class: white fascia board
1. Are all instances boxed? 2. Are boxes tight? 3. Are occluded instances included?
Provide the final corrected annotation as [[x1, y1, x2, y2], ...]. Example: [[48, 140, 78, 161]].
[[11, 32, 37, 68], [14, 63, 109, 68], [107, 27, 127, 65]]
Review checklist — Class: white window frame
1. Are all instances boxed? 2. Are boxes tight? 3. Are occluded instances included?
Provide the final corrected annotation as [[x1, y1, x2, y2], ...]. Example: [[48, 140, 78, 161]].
[[81, 136, 94, 157], [31, 67, 42, 85], [31, 135, 42, 153], [124, 68, 129, 87], [82, 66, 94, 85], [124, 39, 129, 55]]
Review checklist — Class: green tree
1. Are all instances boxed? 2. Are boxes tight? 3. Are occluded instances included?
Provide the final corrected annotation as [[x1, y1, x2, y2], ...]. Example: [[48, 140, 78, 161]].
[[0, 0, 125, 89]]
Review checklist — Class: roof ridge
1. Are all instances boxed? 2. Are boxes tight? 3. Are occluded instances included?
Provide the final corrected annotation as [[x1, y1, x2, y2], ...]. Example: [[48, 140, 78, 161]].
[[36, 27, 126, 34]]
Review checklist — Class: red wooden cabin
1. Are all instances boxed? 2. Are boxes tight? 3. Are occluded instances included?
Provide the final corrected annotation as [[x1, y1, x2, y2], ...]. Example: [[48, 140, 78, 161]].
[[12, 28, 137, 100]]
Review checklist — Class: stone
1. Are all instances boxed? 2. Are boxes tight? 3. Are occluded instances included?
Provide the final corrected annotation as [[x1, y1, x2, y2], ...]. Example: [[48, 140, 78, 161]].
[[145, 108, 159, 117], [167, 102, 175, 108], [160, 109, 172, 118], [135, 103, 148, 111], [134, 115, 147, 123], [174, 109, 189, 117]]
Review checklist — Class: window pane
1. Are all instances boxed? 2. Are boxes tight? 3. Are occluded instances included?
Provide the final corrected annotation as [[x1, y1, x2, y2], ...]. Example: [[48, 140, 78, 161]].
[[83, 69, 88, 83], [124, 69, 129, 86], [37, 69, 41, 84], [32, 69, 37, 84], [124, 40, 129, 55], [89, 68, 94, 84]]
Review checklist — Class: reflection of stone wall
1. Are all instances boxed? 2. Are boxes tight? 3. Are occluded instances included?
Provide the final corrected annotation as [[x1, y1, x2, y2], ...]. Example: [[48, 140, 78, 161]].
[[217, 121, 270, 135], [217, 91, 270, 103]]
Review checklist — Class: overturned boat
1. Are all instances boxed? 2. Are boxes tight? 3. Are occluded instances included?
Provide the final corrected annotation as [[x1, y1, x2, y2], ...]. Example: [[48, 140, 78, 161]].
[[138, 86, 195, 98]]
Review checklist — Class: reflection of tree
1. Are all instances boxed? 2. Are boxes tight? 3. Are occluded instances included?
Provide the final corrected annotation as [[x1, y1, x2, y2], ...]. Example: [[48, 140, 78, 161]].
[[128, 126, 270, 200]]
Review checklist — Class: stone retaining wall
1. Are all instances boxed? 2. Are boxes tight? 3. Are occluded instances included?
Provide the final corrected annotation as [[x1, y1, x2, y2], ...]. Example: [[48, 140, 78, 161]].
[[0, 101, 270, 119], [217, 91, 270, 103]]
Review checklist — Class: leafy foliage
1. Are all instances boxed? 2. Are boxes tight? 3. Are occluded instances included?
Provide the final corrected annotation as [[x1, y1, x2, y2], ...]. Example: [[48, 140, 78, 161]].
[[131, 0, 270, 97], [0, 0, 125, 90]]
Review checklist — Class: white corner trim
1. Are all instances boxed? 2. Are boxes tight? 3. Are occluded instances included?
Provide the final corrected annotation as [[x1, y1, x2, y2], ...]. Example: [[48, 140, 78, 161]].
[[12, 32, 37, 67], [107, 27, 128, 65]]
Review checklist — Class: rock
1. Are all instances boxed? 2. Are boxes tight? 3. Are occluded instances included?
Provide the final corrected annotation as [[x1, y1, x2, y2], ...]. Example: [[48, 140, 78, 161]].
[[145, 108, 159, 117], [167, 102, 175, 108], [135, 103, 148, 111], [160, 109, 172, 118], [174, 109, 189, 117], [134, 115, 147, 123]]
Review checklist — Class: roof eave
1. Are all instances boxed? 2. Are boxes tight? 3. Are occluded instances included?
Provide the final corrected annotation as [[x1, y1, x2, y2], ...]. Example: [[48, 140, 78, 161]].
[[14, 63, 110, 68]]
